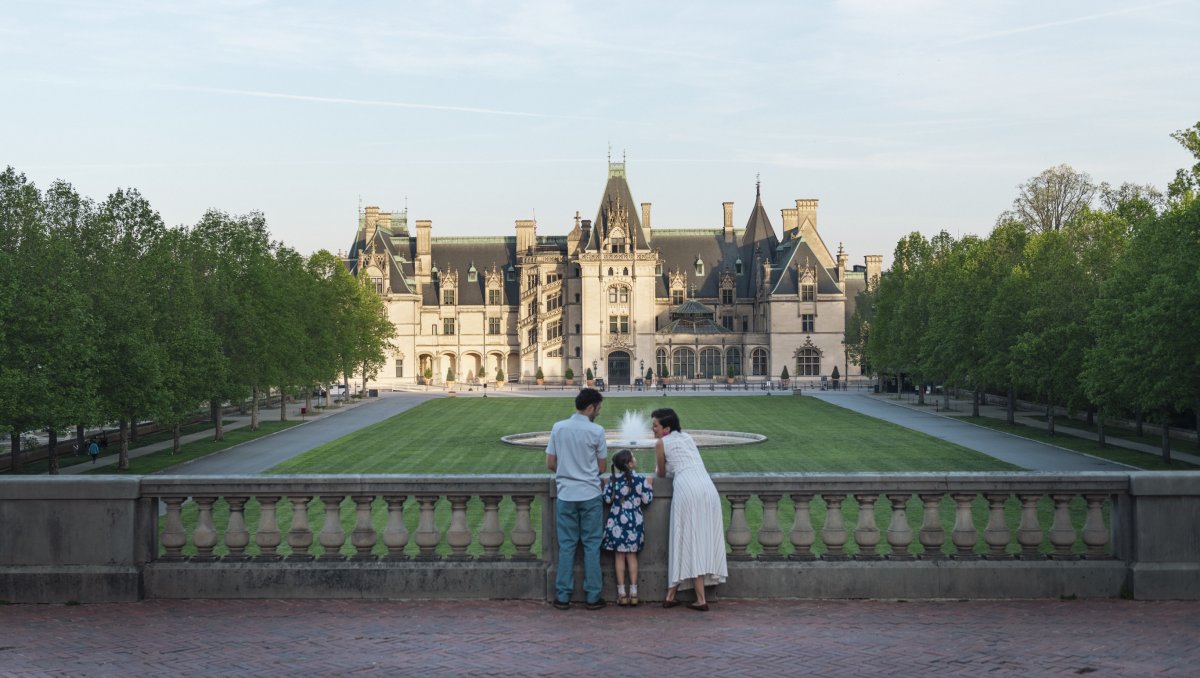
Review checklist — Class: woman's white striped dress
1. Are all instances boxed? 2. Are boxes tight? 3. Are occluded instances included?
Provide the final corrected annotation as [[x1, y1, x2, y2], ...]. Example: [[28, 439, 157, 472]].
[[663, 431, 728, 590]]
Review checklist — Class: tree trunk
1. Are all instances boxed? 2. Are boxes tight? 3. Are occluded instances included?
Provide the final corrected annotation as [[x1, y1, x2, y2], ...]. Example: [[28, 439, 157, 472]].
[[972, 386, 980, 418], [305, 392, 313, 417], [251, 384, 260, 431], [173, 422, 181, 454], [1086, 406, 1094, 427], [1097, 407, 1106, 448], [1162, 423, 1172, 464], [942, 386, 950, 411], [917, 382, 925, 406], [214, 400, 224, 441], [76, 424, 85, 457], [1006, 385, 1016, 425], [129, 414, 138, 443], [280, 389, 287, 422], [1047, 399, 1055, 436], [118, 418, 130, 470], [9, 432, 19, 473], [1135, 410, 1144, 437], [47, 429, 59, 475]]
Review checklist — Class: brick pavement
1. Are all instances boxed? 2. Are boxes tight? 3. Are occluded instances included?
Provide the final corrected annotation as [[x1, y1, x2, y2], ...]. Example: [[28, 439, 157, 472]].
[[1, 599, 1197, 676]]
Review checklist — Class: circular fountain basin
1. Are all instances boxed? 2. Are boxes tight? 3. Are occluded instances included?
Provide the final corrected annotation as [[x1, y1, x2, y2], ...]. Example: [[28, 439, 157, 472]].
[[501, 429, 766, 449]]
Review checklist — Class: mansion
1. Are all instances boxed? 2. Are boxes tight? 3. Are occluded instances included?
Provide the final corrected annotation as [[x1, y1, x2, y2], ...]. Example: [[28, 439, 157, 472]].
[[346, 161, 881, 388]]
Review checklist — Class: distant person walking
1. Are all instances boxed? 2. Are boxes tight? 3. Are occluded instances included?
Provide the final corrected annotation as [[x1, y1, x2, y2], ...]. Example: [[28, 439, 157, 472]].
[[547, 388, 608, 610], [653, 407, 727, 611], [87, 439, 100, 464]]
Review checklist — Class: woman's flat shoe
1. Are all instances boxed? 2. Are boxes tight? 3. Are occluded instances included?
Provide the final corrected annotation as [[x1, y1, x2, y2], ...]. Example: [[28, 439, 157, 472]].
[[662, 599, 681, 608], [687, 602, 709, 612]]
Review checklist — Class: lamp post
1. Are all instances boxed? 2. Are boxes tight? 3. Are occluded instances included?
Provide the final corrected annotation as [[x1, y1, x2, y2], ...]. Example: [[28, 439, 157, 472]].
[[592, 359, 598, 377], [639, 359, 645, 391]]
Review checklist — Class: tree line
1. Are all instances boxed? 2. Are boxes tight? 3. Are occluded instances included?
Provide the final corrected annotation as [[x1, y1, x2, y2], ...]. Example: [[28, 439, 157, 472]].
[[845, 122, 1200, 462], [0, 167, 395, 473]]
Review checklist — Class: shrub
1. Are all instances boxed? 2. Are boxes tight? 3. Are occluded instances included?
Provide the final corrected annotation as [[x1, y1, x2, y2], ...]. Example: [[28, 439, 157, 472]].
[[423, 368, 433, 380], [646, 367, 654, 380], [831, 365, 840, 381], [564, 367, 575, 380], [727, 365, 736, 378], [781, 366, 790, 380], [496, 368, 505, 381], [535, 367, 544, 380], [586, 367, 594, 380], [446, 367, 455, 381]]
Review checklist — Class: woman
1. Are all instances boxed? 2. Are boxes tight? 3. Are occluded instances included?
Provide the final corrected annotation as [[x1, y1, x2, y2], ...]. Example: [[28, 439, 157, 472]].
[[652, 407, 727, 611]]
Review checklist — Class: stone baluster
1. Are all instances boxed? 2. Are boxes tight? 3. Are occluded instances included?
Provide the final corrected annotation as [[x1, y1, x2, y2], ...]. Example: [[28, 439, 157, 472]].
[[757, 494, 784, 560], [223, 496, 251, 561], [918, 493, 945, 559], [983, 493, 1012, 559], [253, 496, 282, 561], [160, 497, 188, 561], [446, 495, 473, 560], [317, 495, 347, 561], [1081, 494, 1109, 559], [510, 496, 536, 560], [192, 496, 219, 562], [1016, 494, 1044, 559], [821, 494, 848, 560], [414, 495, 442, 560], [478, 495, 504, 560], [886, 493, 913, 560], [286, 495, 315, 561], [382, 495, 409, 560], [726, 495, 752, 560], [350, 495, 378, 561], [788, 493, 816, 561], [853, 494, 881, 560], [1048, 494, 1078, 560], [951, 493, 979, 559]]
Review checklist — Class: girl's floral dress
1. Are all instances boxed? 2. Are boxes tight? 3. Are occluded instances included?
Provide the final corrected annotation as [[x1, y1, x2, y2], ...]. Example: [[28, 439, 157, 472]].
[[601, 472, 654, 552]]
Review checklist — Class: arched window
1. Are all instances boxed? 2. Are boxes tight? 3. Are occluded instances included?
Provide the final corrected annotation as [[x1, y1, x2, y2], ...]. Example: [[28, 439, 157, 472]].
[[656, 348, 668, 377], [623, 267, 629, 276], [608, 267, 614, 276], [699, 348, 721, 378], [797, 348, 820, 376], [751, 349, 769, 376], [725, 347, 742, 377], [673, 348, 696, 380]]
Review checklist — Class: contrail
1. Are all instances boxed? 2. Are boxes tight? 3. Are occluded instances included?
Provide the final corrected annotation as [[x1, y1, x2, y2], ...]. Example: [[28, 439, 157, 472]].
[[943, 0, 1182, 46]]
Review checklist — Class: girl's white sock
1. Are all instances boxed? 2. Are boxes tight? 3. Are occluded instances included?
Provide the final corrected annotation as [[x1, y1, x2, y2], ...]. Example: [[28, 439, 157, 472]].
[[629, 584, 638, 596], [617, 584, 627, 597]]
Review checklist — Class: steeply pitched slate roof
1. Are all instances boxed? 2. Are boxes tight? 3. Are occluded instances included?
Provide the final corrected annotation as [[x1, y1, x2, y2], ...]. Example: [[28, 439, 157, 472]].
[[427, 239, 521, 305], [651, 230, 753, 298], [741, 186, 778, 254], [585, 173, 646, 251], [768, 237, 841, 296]]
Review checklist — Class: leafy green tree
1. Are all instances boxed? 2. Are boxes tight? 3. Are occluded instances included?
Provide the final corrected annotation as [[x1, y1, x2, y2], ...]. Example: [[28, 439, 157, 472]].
[[1167, 120, 1200, 205]]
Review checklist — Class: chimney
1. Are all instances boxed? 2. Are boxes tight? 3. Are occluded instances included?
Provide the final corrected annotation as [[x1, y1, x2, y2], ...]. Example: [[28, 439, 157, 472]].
[[795, 199, 818, 233], [516, 219, 537, 254], [723, 202, 734, 243], [780, 208, 798, 235], [641, 202, 652, 244], [836, 243, 848, 286], [865, 255, 882, 288], [416, 219, 431, 256], [364, 206, 380, 241]]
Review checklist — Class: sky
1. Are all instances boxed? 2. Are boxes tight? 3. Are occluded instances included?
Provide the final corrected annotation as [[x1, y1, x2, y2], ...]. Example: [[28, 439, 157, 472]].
[[3, 0, 1198, 269]]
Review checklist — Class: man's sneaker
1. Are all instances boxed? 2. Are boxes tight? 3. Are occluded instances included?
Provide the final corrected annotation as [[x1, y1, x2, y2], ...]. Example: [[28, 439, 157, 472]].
[[553, 599, 570, 611], [585, 598, 607, 611]]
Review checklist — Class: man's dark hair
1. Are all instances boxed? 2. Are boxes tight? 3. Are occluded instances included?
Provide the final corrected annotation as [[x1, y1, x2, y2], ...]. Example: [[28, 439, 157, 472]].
[[651, 408, 682, 432], [575, 387, 603, 411]]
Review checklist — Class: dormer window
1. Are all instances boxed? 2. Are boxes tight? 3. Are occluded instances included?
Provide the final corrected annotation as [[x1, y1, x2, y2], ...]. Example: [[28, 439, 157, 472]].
[[611, 237, 625, 254], [694, 256, 704, 276], [506, 265, 515, 281], [468, 264, 478, 283], [443, 289, 455, 305], [735, 258, 743, 275]]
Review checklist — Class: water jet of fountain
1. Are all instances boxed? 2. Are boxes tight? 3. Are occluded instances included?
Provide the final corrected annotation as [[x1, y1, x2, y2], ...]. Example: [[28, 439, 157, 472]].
[[616, 410, 653, 448]]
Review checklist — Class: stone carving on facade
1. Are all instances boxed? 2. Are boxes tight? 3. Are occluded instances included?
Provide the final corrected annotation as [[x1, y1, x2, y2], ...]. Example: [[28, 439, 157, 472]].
[[605, 333, 634, 352], [792, 336, 822, 358]]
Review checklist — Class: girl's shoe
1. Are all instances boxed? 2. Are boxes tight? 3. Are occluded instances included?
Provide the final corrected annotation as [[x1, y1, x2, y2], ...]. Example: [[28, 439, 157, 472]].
[[629, 595, 638, 607], [618, 595, 630, 606]]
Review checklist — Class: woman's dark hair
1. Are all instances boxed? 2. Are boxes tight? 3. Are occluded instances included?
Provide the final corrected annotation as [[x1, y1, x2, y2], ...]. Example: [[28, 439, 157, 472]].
[[610, 448, 634, 484], [651, 408, 682, 433]]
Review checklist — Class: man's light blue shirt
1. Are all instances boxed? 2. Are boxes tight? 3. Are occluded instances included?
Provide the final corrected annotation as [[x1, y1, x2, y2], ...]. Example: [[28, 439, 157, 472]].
[[546, 413, 608, 501]]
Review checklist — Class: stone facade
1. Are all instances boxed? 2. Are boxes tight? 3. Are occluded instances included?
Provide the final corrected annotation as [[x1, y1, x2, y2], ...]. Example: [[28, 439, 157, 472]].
[[347, 161, 882, 387]]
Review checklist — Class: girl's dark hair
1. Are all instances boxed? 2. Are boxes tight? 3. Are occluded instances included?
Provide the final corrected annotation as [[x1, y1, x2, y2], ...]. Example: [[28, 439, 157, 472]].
[[610, 449, 634, 484], [651, 408, 682, 433]]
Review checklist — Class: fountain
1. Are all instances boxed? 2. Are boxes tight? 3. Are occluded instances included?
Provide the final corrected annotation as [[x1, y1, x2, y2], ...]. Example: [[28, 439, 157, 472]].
[[500, 410, 766, 449]]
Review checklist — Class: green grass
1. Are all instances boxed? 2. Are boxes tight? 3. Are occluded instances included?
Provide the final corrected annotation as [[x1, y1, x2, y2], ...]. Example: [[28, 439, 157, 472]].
[[167, 396, 1096, 559], [271, 395, 1020, 474], [1026, 415, 1200, 454], [961, 417, 1199, 471], [86, 420, 304, 475], [14, 420, 219, 475]]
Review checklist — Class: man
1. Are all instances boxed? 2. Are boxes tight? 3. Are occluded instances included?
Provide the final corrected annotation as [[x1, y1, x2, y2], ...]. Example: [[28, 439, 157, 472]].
[[546, 387, 607, 610]]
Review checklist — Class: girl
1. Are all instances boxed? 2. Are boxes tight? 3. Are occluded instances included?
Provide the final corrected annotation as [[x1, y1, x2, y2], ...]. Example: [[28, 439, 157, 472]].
[[602, 448, 654, 606]]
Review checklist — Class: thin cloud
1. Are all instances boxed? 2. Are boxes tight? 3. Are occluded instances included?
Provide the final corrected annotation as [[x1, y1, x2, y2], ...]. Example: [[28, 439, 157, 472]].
[[943, 0, 1182, 46], [170, 85, 606, 121]]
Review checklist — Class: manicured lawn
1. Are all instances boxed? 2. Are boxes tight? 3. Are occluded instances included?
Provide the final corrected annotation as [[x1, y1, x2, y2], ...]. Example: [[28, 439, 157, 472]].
[[86, 420, 304, 475], [271, 395, 1019, 474]]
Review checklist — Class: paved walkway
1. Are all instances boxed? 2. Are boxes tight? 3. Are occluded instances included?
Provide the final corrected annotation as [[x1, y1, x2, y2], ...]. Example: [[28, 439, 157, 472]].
[[810, 392, 1133, 471], [1, 599, 1197, 676]]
